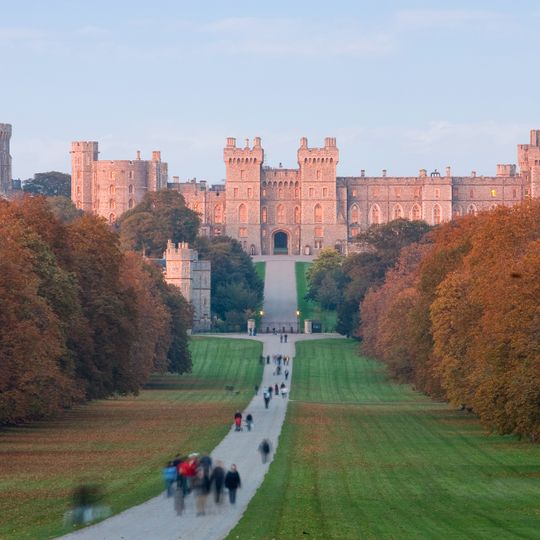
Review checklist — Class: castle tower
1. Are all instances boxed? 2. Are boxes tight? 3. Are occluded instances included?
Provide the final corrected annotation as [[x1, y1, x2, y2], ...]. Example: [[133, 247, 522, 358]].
[[298, 137, 344, 253], [71, 141, 98, 212], [0, 123, 12, 196], [224, 137, 263, 254]]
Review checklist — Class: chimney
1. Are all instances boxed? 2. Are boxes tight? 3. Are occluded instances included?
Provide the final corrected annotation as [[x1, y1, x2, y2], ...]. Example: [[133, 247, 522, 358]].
[[324, 137, 336, 148], [445, 166, 451, 177], [254, 136, 262, 148], [136, 150, 141, 160], [382, 169, 387, 177], [300, 137, 308, 148], [226, 137, 236, 148], [360, 169, 365, 177], [152, 150, 161, 161]]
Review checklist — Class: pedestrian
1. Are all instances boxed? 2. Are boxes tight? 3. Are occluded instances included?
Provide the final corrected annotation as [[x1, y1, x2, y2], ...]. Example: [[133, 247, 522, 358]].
[[246, 413, 254, 431], [274, 383, 279, 396], [210, 460, 225, 504], [280, 334, 283, 343], [234, 410, 242, 431], [255, 384, 259, 395], [285, 369, 289, 380], [225, 464, 241, 504], [174, 484, 185, 515], [179, 454, 198, 494], [281, 384, 288, 399], [263, 390, 270, 409], [268, 385, 273, 398], [258, 439, 272, 464], [192, 469, 211, 516], [163, 461, 177, 498], [284, 334, 288, 343], [199, 454, 212, 475]]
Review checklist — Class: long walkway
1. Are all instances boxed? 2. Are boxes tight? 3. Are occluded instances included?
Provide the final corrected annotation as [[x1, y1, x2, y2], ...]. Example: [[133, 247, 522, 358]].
[[61, 258, 342, 540]]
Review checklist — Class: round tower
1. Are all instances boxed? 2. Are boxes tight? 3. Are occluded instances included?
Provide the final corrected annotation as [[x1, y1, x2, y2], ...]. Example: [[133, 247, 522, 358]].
[[0, 123, 13, 195]]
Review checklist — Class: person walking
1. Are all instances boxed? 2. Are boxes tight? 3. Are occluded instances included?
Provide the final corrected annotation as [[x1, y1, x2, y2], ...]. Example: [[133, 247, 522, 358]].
[[274, 383, 279, 396], [210, 460, 225, 504], [234, 410, 243, 431], [263, 390, 270, 409], [285, 369, 289, 381], [281, 383, 288, 399], [192, 469, 211, 516], [246, 413, 254, 431], [258, 439, 272, 464], [225, 464, 241, 504], [163, 462, 177, 498], [268, 385, 273, 398]]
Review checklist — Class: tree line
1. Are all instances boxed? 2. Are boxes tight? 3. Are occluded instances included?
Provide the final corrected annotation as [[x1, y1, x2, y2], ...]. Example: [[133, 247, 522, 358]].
[[0, 196, 192, 425], [361, 202, 540, 442]]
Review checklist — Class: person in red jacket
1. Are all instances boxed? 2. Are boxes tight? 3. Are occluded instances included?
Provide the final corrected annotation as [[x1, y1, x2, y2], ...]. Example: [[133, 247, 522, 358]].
[[234, 411, 242, 431]]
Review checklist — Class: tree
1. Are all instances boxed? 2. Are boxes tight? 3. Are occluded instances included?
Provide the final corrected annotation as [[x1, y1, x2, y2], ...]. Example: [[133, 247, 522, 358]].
[[306, 248, 344, 309], [47, 196, 84, 223], [23, 171, 71, 197], [117, 190, 200, 256]]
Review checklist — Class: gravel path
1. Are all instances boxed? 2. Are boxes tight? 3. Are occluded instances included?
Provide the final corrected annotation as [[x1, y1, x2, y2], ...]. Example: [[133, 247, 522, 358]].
[[60, 258, 343, 540]]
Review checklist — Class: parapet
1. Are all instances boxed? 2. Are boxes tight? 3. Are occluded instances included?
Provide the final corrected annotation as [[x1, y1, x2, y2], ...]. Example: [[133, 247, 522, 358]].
[[496, 164, 517, 177], [0, 123, 12, 139]]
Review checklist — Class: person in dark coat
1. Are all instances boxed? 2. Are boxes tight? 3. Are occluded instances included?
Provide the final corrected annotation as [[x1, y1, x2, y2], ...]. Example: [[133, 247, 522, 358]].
[[210, 460, 225, 503], [274, 383, 279, 395], [224, 464, 241, 504], [258, 439, 272, 464], [263, 390, 270, 409]]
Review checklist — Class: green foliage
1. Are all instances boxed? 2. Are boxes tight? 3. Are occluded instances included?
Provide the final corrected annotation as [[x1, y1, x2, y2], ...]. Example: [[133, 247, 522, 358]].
[[306, 247, 344, 310], [194, 236, 264, 329], [117, 190, 200, 256], [23, 171, 71, 197], [46, 195, 84, 222], [229, 339, 540, 540]]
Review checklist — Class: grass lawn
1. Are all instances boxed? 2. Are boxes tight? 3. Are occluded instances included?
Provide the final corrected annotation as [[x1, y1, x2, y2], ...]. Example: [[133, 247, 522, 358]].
[[295, 262, 337, 332], [254, 261, 266, 285], [0, 337, 262, 540], [229, 339, 540, 540]]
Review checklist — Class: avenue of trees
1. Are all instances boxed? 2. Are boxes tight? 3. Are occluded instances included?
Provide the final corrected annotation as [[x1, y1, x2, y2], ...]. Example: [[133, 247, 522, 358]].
[[0, 196, 192, 425], [361, 202, 540, 442]]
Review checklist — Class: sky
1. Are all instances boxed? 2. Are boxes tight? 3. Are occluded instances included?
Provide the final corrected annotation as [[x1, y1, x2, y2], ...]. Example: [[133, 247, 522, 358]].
[[1, 0, 539, 182]]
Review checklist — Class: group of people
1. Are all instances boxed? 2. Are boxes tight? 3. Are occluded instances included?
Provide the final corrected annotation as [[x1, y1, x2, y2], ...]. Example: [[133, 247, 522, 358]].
[[163, 453, 241, 516]]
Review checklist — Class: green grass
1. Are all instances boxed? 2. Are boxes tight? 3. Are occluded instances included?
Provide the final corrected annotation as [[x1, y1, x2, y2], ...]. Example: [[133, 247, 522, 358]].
[[228, 339, 540, 540], [295, 262, 337, 332], [0, 337, 262, 540], [254, 261, 266, 284]]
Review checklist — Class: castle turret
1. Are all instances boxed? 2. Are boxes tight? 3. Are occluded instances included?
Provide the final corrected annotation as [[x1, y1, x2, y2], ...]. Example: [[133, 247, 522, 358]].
[[71, 141, 98, 212], [224, 137, 263, 254], [0, 123, 12, 196]]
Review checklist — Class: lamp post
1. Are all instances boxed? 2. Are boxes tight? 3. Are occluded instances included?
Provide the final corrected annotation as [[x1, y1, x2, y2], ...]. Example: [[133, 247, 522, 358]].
[[296, 310, 300, 333]]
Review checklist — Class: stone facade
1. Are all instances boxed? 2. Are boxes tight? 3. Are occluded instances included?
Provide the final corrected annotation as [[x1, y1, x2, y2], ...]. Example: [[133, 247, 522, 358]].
[[72, 131, 540, 255], [0, 123, 12, 196], [70, 142, 167, 222], [163, 240, 211, 332], [172, 132, 538, 256]]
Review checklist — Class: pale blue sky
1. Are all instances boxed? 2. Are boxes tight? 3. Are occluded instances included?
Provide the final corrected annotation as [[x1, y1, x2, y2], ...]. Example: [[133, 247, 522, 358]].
[[1, 0, 539, 182]]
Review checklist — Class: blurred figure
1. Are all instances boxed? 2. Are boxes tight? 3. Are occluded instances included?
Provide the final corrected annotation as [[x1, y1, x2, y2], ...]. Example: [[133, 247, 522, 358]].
[[255, 384, 259, 394], [163, 462, 177, 497], [192, 469, 211, 516], [280, 383, 288, 399], [246, 413, 253, 431], [225, 464, 242, 504], [258, 439, 272, 464], [174, 484, 185, 515], [68, 483, 109, 526], [285, 369, 289, 380], [268, 385, 273, 398], [210, 460, 225, 504], [234, 410, 243, 431], [179, 454, 198, 493], [200, 454, 212, 475], [263, 390, 270, 409], [274, 383, 279, 396]]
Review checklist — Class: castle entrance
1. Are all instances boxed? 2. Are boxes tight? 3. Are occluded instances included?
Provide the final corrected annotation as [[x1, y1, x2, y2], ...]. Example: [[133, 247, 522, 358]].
[[273, 231, 288, 255]]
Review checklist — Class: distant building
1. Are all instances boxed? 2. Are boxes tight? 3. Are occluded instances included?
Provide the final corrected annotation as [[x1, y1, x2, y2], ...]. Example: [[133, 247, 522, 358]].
[[70, 142, 167, 223], [163, 240, 211, 332], [0, 123, 12, 196], [72, 130, 540, 255]]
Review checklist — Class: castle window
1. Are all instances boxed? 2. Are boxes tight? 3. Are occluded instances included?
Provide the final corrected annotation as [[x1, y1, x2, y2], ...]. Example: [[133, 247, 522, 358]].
[[279, 188, 284, 199], [314, 226, 323, 238], [394, 187, 401, 199], [490, 188, 497, 197], [411, 204, 421, 220], [314, 204, 323, 223], [128, 184, 133, 194], [262, 207, 267, 223], [262, 189, 266, 197], [469, 189, 474, 198], [109, 213, 116, 224], [323, 187, 328, 197], [262, 181, 267, 187], [350, 226, 359, 237], [309, 187, 314, 197], [370, 204, 380, 225], [453, 206, 462, 217], [277, 204, 285, 224], [393, 204, 403, 220], [513, 188, 517, 198], [76, 200, 81, 209], [467, 204, 477, 216], [76, 186, 81, 195], [525, 188, 530, 198], [214, 204, 223, 224], [239, 203, 247, 223], [129, 171, 133, 179], [109, 199, 116, 209], [414, 187, 421, 198], [294, 206, 300, 224], [109, 184, 115, 195], [128, 199, 134, 209], [433, 204, 442, 225], [352, 189, 357, 197], [435, 188, 440, 200], [295, 187, 300, 198], [314, 239, 323, 249], [248, 187, 253, 198], [350, 204, 359, 223], [233, 187, 239, 198], [239, 227, 248, 238]]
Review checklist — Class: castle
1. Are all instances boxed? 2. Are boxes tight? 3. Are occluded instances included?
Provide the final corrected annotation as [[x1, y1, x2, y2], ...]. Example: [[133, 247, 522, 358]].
[[0, 123, 12, 196], [72, 130, 540, 255], [161, 240, 211, 332]]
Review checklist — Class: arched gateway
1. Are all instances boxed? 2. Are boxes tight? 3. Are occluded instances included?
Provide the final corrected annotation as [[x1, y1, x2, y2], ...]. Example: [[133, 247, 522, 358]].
[[273, 231, 289, 255]]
